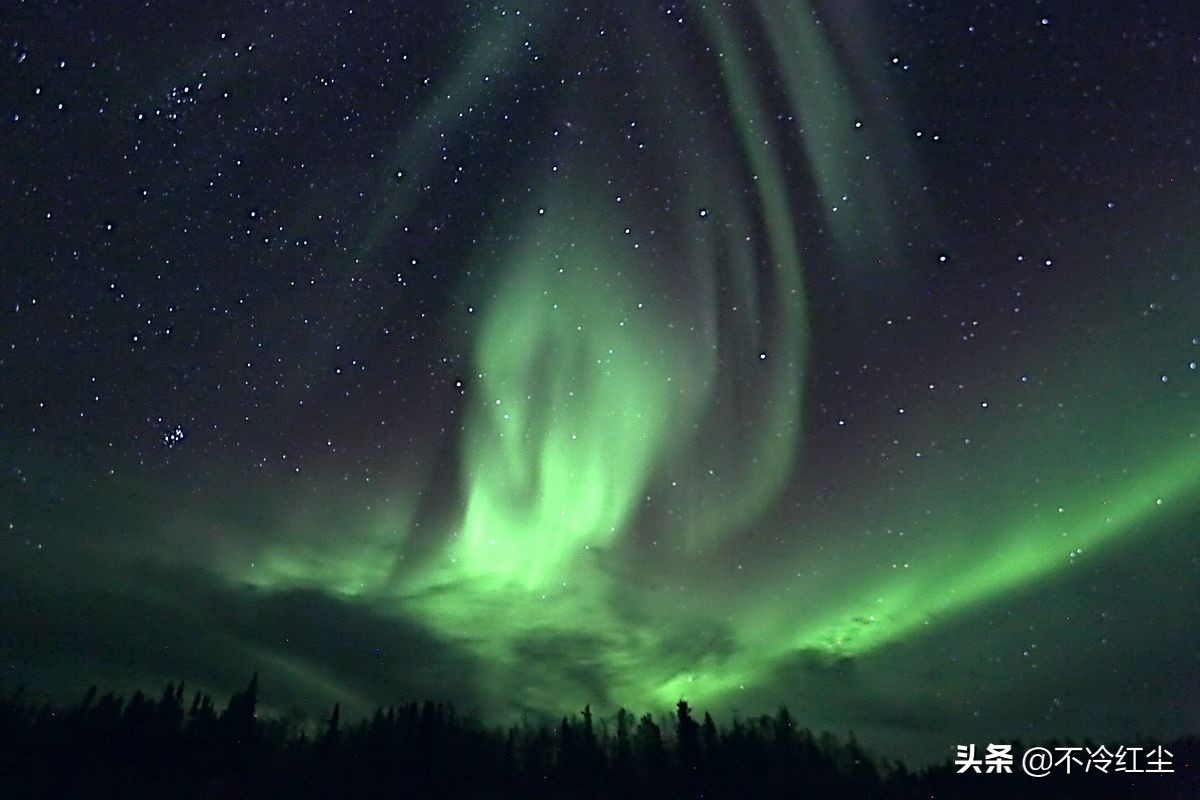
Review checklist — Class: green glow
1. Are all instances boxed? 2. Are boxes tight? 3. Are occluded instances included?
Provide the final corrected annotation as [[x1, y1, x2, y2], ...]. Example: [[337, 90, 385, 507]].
[[219, 494, 415, 597], [452, 222, 700, 589], [651, 444, 1200, 707], [393, 4, 822, 711], [216, 2, 1200, 721]]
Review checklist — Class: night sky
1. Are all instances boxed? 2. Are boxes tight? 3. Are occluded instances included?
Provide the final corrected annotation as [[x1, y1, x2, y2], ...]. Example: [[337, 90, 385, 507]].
[[2, 0, 1199, 764]]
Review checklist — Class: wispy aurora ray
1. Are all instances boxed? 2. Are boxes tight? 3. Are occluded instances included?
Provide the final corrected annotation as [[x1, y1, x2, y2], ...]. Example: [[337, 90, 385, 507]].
[[227, 2, 1200, 716]]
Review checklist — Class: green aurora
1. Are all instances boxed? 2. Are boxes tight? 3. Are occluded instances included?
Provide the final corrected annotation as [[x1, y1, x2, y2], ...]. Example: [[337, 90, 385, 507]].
[[215, 2, 1200, 719], [3, 0, 1198, 765]]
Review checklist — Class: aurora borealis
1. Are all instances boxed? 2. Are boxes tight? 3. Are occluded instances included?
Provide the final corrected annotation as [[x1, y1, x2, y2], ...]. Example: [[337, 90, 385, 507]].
[[2, 0, 1198, 764]]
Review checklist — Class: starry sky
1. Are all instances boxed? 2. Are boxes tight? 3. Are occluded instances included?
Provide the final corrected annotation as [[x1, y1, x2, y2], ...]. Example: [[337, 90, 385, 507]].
[[2, 0, 1198, 764]]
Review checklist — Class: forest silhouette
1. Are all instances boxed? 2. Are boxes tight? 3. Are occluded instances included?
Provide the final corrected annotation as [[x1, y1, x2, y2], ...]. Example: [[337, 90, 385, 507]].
[[0, 674, 1194, 798]]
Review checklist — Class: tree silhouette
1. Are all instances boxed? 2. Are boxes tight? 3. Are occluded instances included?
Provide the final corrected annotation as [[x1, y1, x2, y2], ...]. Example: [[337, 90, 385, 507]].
[[0, 675, 1193, 798]]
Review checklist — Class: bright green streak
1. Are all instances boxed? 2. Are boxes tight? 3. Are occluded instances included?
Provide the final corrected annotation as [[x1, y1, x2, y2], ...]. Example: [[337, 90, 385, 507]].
[[452, 219, 701, 589], [652, 446, 1200, 706]]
